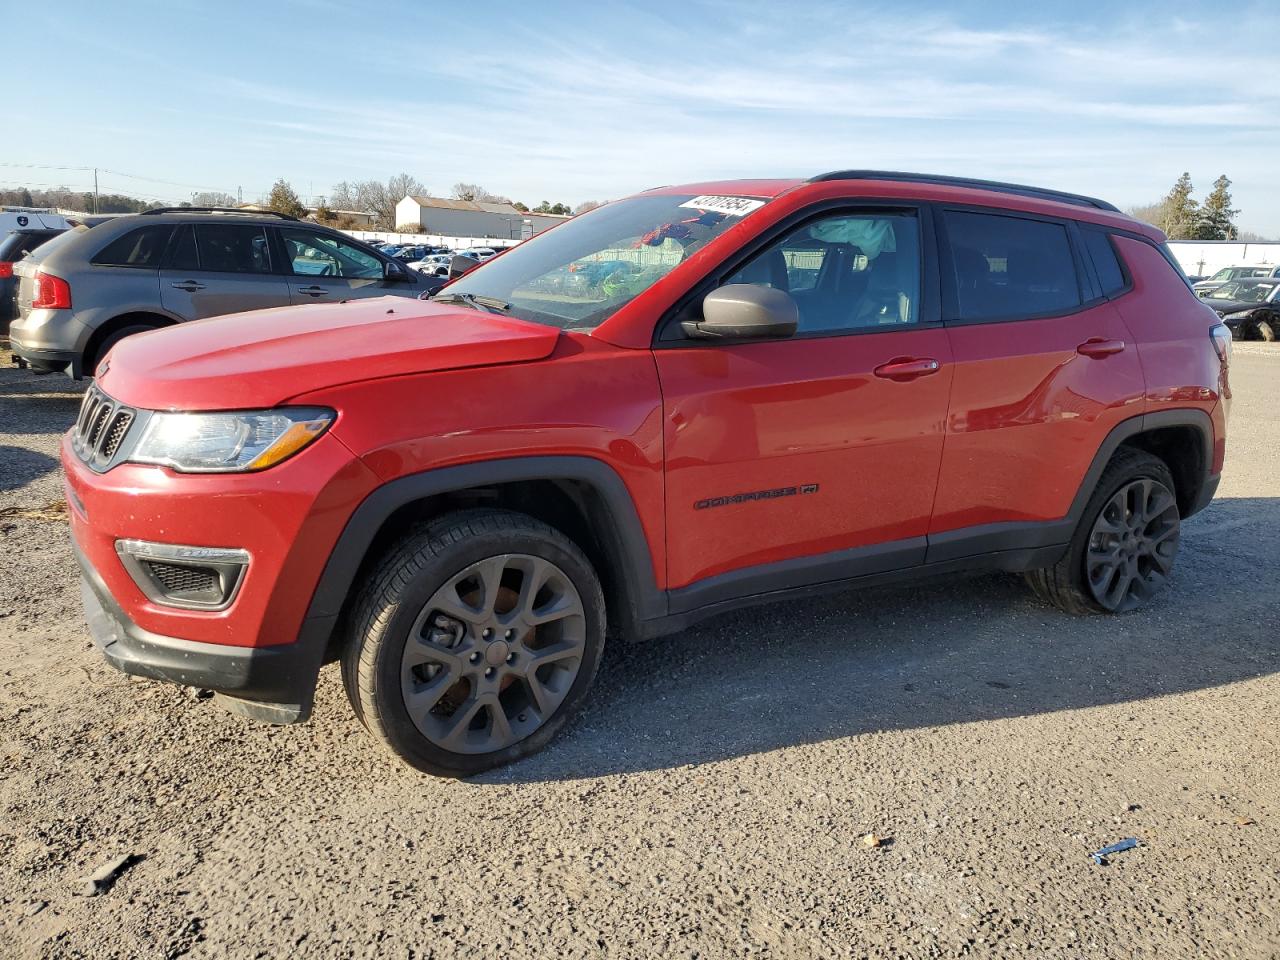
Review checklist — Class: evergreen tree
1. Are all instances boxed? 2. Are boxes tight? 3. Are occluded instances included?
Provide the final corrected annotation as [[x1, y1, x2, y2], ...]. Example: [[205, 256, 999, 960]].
[[1160, 172, 1199, 240], [1194, 175, 1238, 240], [266, 179, 308, 218]]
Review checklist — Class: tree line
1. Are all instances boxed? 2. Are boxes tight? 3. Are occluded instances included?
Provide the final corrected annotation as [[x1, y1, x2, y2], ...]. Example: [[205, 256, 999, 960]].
[[1127, 174, 1269, 241]]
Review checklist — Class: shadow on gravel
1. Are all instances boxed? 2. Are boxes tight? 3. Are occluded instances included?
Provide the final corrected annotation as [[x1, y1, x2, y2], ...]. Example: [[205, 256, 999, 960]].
[[0, 444, 61, 492], [0, 359, 85, 435], [490, 495, 1280, 783]]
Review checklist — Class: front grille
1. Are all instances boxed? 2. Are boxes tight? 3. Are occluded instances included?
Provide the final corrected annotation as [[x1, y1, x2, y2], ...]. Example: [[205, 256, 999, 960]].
[[141, 560, 221, 600], [73, 385, 137, 469]]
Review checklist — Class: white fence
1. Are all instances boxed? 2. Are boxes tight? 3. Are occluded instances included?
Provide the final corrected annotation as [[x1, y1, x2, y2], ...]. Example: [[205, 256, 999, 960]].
[[1167, 241, 1280, 278], [342, 229, 522, 251]]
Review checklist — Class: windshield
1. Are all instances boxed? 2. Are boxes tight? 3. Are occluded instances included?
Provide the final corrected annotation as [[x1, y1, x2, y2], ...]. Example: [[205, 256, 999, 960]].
[[440, 193, 769, 330], [1212, 280, 1276, 303]]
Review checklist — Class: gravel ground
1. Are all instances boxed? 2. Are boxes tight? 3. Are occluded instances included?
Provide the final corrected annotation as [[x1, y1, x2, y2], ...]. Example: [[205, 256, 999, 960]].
[[1, 343, 1277, 959]]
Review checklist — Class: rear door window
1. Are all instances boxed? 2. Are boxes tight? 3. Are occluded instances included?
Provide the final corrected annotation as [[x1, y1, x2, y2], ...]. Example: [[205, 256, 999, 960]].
[[92, 225, 175, 267], [944, 211, 1083, 321], [193, 224, 273, 273]]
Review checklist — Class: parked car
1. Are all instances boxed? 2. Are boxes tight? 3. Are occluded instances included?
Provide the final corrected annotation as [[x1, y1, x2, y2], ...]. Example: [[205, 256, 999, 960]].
[[1193, 264, 1279, 298], [9, 207, 433, 378], [407, 253, 453, 274], [65, 171, 1228, 775], [1201, 278, 1280, 341], [1, 227, 66, 335], [458, 247, 498, 261], [0, 208, 75, 234]]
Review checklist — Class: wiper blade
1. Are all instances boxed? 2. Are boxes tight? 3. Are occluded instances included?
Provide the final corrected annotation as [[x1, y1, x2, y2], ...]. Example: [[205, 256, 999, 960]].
[[431, 291, 510, 313]]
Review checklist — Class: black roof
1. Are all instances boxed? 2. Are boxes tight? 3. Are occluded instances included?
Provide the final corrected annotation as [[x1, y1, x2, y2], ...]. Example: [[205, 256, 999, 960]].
[[807, 170, 1121, 212]]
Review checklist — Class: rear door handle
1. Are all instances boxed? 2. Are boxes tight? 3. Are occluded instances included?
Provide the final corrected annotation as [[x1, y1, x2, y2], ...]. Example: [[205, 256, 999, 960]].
[[296, 285, 329, 297], [873, 357, 941, 382], [1077, 338, 1126, 358], [170, 281, 205, 292]]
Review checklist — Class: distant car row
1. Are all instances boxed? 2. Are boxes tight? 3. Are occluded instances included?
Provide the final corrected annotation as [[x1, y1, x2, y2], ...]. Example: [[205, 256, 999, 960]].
[[1199, 278, 1280, 342], [1190, 264, 1280, 298]]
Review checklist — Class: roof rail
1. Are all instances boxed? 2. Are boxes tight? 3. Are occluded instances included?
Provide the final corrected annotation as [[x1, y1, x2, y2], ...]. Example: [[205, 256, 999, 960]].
[[138, 207, 300, 220], [806, 170, 1120, 212]]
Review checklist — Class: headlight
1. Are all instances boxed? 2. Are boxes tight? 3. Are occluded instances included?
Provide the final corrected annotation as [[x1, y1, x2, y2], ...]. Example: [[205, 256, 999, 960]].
[[129, 408, 334, 473], [1223, 311, 1254, 320]]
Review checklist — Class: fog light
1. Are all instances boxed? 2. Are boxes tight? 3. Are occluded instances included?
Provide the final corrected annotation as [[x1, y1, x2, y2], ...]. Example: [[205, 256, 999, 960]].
[[115, 540, 249, 610]]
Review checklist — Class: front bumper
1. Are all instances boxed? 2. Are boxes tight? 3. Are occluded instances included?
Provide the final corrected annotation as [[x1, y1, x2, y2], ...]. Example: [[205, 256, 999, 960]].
[[77, 540, 316, 722]]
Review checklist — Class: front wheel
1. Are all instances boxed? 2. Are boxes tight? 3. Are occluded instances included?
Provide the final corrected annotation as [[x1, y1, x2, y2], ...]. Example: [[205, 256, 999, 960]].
[[342, 509, 606, 776], [1025, 448, 1180, 615]]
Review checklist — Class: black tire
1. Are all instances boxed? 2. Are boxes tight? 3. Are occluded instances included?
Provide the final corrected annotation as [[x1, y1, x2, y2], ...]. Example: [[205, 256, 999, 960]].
[[1257, 319, 1276, 343], [1025, 448, 1179, 615], [341, 508, 606, 776], [88, 324, 158, 377]]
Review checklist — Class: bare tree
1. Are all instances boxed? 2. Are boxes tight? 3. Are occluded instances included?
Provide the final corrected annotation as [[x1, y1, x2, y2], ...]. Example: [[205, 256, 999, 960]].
[[191, 191, 239, 208], [451, 182, 510, 204], [573, 200, 602, 215], [327, 174, 426, 228]]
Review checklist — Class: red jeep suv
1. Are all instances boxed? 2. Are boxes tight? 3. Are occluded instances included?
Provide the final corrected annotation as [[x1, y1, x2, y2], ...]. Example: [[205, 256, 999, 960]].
[[64, 172, 1231, 775]]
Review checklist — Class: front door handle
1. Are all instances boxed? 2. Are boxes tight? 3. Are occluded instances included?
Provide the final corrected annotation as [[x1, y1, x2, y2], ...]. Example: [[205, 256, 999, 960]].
[[1077, 338, 1126, 358], [170, 281, 205, 292], [296, 285, 329, 297], [873, 357, 941, 382]]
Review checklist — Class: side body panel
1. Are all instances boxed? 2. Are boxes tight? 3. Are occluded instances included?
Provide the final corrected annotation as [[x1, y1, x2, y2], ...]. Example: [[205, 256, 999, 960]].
[[291, 333, 669, 590], [931, 301, 1146, 534], [656, 329, 952, 588]]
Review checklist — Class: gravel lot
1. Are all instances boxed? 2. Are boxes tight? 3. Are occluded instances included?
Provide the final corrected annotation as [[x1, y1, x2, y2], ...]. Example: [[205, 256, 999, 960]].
[[1, 342, 1277, 959]]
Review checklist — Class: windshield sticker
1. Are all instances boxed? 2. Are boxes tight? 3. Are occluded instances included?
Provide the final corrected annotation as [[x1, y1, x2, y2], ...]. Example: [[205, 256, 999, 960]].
[[678, 195, 766, 217]]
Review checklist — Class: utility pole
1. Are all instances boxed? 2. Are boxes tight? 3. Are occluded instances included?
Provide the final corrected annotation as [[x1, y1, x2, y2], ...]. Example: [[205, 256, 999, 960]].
[[93, 168, 99, 214]]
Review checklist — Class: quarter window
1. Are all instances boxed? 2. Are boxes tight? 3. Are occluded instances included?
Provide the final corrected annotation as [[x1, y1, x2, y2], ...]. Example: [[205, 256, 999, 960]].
[[92, 225, 174, 268], [193, 224, 272, 273], [945, 211, 1082, 320], [724, 212, 922, 334], [1081, 229, 1126, 297]]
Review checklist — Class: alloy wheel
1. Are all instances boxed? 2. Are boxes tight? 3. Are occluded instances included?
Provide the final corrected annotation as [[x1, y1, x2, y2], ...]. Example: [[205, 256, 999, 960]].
[[1085, 478, 1180, 612], [400, 554, 586, 754]]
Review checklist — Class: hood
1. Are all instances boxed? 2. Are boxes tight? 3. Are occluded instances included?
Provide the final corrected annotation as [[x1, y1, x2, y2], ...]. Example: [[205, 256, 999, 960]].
[[98, 296, 561, 410], [1202, 298, 1259, 317]]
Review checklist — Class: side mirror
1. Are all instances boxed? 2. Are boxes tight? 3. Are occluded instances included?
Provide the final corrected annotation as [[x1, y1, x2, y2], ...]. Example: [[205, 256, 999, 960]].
[[449, 254, 479, 279], [683, 284, 798, 340], [384, 260, 408, 281]]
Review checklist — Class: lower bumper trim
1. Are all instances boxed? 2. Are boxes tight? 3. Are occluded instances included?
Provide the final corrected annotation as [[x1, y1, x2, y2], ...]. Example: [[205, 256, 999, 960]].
[[76, 540, 321, 723]]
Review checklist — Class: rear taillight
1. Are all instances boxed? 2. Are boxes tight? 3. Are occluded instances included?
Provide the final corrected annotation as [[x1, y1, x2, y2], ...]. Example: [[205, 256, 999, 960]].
[[32, 272, 72, 310], [1210, 323, 1232, 362], [0, 262, 13, 279]]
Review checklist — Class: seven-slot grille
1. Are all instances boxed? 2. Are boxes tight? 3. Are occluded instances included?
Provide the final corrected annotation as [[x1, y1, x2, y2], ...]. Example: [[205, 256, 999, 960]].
[[73, 385, 136, 468]]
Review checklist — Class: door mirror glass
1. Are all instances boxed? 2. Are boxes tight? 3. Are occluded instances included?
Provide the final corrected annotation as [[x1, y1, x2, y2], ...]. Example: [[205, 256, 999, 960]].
[[684, 284, 798, 340]]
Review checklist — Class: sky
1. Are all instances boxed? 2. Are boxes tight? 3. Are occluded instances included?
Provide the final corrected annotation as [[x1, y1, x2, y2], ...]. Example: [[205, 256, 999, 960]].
[[6, 0, 1280, 233]]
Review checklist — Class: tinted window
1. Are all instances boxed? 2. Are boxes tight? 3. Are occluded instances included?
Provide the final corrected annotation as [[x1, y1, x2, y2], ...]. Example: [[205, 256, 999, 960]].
[[165, 225, 200, 270], [92, 225, 174, 268], [194, 224, 272, 273], [1082, 230, 1126, 296], [0, 230, 60, 260], [945, 211, 1081, 320], [280, 228, 383, 279], [725, 212, 922, 333]]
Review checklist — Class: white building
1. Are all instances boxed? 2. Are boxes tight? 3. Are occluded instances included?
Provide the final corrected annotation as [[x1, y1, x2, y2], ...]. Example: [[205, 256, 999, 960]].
[[394, 196, 569, 241], [1167, 240, 1280, 278]]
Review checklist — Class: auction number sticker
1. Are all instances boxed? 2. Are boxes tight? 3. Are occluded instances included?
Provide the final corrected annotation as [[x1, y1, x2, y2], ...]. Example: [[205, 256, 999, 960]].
[[679, 195, 766, 217]]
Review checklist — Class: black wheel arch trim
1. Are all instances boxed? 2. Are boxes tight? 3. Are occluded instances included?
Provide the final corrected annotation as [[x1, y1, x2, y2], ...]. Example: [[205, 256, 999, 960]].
[[301, 454, 665, 637]]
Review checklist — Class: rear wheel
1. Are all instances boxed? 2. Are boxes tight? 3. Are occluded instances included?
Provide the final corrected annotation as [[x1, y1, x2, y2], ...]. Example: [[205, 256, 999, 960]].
[[1026, 448, 1180, 615], [342, 509, 605, 776]]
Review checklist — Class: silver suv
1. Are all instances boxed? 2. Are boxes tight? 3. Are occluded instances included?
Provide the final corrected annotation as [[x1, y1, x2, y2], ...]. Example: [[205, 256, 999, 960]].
[[10, 208, 431, 378]]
